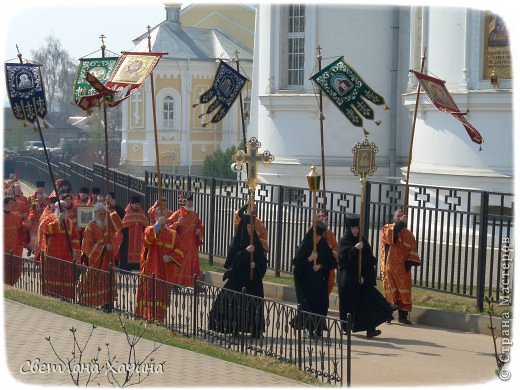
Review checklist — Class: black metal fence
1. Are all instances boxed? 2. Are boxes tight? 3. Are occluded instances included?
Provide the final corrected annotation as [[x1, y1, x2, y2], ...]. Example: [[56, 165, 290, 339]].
[[4, 253, 349, 386], [13, 156, 514, 310]]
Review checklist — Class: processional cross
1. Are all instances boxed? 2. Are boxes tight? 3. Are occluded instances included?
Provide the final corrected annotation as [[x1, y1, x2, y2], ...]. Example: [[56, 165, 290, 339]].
[[232, 137, 274, 279]]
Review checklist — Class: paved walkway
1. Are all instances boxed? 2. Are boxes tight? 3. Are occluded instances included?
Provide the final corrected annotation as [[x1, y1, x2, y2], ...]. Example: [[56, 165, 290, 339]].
[[3, 300, 305, 387]]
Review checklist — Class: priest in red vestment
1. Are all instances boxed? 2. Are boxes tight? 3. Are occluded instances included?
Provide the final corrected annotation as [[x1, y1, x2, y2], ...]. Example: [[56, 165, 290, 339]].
[[80, 202, 123, 308], [41, 194, 81, 300], [26, 181, 48, 256], [120, 195, 148, 271], [3, 196, 26, 285], [167, 192, 204, 287], [135, 207, 183, 323]]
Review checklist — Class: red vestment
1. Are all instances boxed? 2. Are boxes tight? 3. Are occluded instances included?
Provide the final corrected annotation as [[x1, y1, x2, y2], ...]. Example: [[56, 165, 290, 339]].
[[135, 225, 183, 322], [324, 229, 339, 295], [79, 212, 123, 307], [380, 224, 421, 312], [121, 204, 148, 266], [42, 216, 81, 300], [147, 203, 172, 224], [26, 197, 48, 251], [3, 211, 26, 285], [167, 207, 204, 286]]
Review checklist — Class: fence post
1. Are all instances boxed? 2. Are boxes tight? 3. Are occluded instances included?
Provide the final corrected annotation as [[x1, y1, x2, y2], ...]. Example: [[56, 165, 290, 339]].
[[108, 262, 114, 313], [240, 287, 246, 353], [274, 186, 284, 277], [346, 313, 351, 387], [193, 274, 198, 338], [72, 259, 77, 304], [208, 178, 216, 266], [9, 251, 13, 286], [152, 272, 157, 321], [40, 254, 45, 296], [296, 304, 303, 370], [144, 171, 151, 211], [476, 191, 489, 312]]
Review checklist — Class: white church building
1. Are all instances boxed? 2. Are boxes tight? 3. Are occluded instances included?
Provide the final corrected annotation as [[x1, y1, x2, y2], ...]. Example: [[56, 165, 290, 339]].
[[248, 4, 513, 195]]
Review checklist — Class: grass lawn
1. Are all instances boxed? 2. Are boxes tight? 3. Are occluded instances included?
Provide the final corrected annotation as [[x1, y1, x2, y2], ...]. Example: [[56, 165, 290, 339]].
[[4, 285, 328, 387]]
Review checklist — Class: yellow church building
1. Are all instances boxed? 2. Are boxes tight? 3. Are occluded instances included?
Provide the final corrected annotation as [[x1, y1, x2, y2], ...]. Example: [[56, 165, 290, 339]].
[[120, 3, 254, 174]]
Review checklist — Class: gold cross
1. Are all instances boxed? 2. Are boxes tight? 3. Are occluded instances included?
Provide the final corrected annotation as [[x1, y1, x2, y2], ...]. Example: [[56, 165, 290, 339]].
[[232, 137, 274, 188]]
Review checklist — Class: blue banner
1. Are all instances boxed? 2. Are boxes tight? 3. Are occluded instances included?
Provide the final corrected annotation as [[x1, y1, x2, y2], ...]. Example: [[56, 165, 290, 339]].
[[5, 63, 47, 123]]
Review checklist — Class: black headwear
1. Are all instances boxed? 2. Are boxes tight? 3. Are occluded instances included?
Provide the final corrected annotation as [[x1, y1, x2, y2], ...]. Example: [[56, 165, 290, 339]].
[[131, 195, 141, 204], [36, 181, 45, 188], [92, 187, 101, 195], [108, 192, 116, 198], [79, 187, 89, 194], [345, 213, 360, 229]]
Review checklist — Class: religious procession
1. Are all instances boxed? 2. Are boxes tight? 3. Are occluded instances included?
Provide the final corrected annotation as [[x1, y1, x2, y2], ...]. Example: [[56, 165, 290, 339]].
[[3, 3, 513, 387]]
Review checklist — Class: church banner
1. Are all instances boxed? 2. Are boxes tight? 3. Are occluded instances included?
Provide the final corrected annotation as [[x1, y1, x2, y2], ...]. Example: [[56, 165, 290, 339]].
[[310, 56, 386, 127], [198, 60, 248, 125], [411, 70, 484, 145], [73, 57, 118, 110], [79, 52, 163, 110], [5, 63, 47, 123]]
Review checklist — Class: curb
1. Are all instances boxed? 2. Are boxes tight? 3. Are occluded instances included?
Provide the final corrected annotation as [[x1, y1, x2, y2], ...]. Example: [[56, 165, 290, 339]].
[[202, 271, 501, 336]]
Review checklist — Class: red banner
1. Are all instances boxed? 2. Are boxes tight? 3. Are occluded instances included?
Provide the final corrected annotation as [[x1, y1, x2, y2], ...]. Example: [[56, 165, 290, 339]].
[[411, 70, 483, 145]]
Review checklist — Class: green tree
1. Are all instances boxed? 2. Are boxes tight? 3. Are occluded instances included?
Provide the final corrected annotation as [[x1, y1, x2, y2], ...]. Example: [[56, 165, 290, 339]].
[[202, 144, 242, 180], [31, 35, 81, 121]]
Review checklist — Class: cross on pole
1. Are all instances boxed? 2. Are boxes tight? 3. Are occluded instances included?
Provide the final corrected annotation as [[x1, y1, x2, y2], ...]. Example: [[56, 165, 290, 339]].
[[232, 137, 274, 189], [232, 137, 274, 280]]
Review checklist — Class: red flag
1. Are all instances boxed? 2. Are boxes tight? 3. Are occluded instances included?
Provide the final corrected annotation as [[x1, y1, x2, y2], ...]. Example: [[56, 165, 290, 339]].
[[79, 52, 164, 109], [411, 70, 484, 145]]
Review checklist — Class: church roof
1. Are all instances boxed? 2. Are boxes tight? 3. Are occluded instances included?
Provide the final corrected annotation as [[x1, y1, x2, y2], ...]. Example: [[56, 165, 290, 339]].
[[129, 5, 252, 62]]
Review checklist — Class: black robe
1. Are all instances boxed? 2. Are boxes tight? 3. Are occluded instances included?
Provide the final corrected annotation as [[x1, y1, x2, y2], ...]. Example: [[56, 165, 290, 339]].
[[290, 228, 337, 333], [338, 230, 392, 332], [208, 215, 267, 336]]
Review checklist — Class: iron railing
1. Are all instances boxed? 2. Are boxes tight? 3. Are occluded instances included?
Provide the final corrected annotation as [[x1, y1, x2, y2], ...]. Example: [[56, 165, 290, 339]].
[[13, 156, 514, 310], [4, 253, 349, 386]]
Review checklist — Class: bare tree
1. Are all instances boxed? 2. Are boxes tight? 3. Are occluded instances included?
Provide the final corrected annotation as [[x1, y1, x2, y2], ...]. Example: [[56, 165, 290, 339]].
[[31, 35, 81, 120]]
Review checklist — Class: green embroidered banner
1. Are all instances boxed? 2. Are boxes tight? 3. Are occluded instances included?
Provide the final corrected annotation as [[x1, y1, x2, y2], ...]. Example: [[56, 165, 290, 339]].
[[72, 57, 118, 105], [311, 56, 386, 127]]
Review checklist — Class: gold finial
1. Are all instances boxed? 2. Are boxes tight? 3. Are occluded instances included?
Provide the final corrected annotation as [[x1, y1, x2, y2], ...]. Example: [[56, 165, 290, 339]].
[[363, 128, 370, 137], [306, 165, 321, 192], [147, 25, 152, 52], [383, 104, 390, 110], [490, 70, 499, 88], [316, 45, 322, 60]]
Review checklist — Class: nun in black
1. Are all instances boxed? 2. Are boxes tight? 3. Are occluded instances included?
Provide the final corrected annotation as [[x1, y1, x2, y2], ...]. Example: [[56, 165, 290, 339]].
[[290, 220, 337, 336], [208, 213, 267, 337], [338, 214, 393, 338]]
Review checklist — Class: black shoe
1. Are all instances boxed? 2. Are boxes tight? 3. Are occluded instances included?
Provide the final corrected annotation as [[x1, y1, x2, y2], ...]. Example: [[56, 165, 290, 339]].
[[366, 329, 382, 338], [389, 303, 399, 311], [386, 314, 394, 324], [398, 310, 412, 325]]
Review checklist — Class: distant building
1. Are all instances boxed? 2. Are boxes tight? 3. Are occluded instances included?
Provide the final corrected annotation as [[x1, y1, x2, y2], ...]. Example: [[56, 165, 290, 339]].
[[120, 3, 255, 174]]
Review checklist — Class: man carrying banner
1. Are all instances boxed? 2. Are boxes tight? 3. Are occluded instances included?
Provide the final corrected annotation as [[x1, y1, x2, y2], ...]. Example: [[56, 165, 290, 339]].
[[167, 192, 204, 286]]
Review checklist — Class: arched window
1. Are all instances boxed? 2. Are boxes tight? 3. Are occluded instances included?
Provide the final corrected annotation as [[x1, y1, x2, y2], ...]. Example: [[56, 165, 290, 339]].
[[163, 95, 175, 129]]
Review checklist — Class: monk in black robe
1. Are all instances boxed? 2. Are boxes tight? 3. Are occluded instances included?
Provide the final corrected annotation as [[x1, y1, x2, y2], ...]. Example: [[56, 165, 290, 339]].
[[291, 221, 337, 337], [338, 214, 394, 338], [208, 212, 267, 338]]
